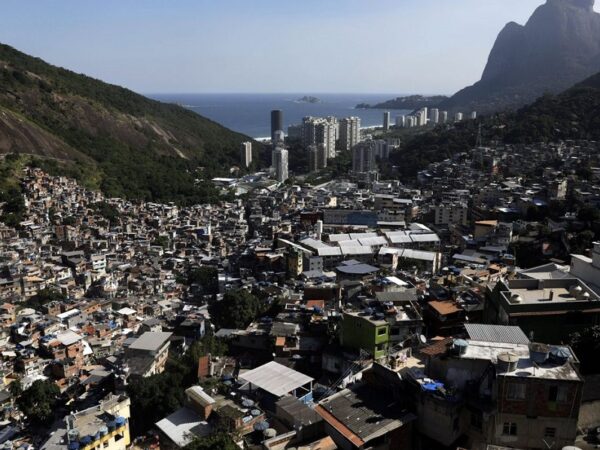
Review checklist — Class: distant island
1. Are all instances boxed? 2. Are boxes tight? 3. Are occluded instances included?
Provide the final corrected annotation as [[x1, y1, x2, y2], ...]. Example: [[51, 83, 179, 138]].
[[296, 95, 321, 104], [356, 95, 449, 110]]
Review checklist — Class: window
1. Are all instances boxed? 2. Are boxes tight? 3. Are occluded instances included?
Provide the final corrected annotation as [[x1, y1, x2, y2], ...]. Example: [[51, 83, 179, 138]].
[[544, 427, 556, 438], [502, 422, 517, 436], [548, 385, 568, 403], [377, 327, 387, 336], [506, 383, 526, 400]]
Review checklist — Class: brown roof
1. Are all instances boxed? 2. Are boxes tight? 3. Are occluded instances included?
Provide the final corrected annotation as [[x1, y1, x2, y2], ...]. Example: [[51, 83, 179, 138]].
[[428, 300, 462, 316], [315, 404, 364, 447], [419, 337, 453, 357], [306, 300, 325, 309]]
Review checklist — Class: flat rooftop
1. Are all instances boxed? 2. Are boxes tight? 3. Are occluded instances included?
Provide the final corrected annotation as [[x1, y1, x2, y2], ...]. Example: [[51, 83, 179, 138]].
[[128, 331, 172, 352], [460, 340, 581, 382]]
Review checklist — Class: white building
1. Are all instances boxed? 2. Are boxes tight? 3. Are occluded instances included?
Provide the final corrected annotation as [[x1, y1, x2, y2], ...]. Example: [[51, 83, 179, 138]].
[[470, 111, 477, 120], [571, 242, 600, 293], [430, 108, 440, 124], [240, 141, 252, 168], [302, 116, 337, 159], [339, 117, 361, 151], [455, 112, 464, 122], [440, 111, 448, 123], [396, 115, 406, 127], [434, 203, 469, 226], [273, 147, 289, 182], [383, 111, 391, 131]]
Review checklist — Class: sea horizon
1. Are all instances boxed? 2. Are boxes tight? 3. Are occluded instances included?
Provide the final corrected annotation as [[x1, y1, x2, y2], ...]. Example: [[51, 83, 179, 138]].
[[149, 92, 414, 138]]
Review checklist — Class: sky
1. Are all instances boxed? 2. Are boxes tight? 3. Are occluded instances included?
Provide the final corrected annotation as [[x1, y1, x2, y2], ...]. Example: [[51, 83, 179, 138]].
[[1, 0, 599, 95]]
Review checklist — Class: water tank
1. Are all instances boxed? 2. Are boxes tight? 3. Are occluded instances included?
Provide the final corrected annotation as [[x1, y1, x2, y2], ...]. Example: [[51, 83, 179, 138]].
[[550, 347, 570, 365], [510, 294, 523, 304], [453, 339, 469, 356], [497, 352, 519, 373], [529, 342, 550, 364], [264, 428, 277, 439]]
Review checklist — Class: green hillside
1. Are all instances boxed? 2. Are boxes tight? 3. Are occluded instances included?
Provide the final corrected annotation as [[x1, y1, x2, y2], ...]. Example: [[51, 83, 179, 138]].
[[0, 43, 258, 204], [387, 71, 600, 179]]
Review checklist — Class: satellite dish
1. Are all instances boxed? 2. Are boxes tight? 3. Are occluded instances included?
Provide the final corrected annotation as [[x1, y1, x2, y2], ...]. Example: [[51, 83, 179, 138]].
[[419, 335, 427, 345]]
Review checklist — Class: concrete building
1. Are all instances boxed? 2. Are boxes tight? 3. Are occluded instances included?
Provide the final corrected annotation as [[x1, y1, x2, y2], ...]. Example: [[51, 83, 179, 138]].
[[339, 116, 361, 151], [43, 394, 131, 450], [301, 116, 337, 159], [485, 277, 600, 342], [419, 337, 583, 450], [124, 331, 172, 377], [271, 109, 283, 141], [570, 242, 600, 293], [430, 108, 439, 124], [396, 115, 406, 127], [440, 111, 448, 123], [273, 147, 289, 183], [308, 144, 327, 172], [383, 111, 391, 131], [470, 111, 477, 120], [240, 141, 252, 168], [434, 203, 469, 226], [455, 112, 464, 122], [352, 141, 376, 173]]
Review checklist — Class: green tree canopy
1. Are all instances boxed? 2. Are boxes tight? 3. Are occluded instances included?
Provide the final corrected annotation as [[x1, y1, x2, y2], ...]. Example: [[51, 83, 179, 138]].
[[209, 289, 263, 330], [17, 380, 60, 425]]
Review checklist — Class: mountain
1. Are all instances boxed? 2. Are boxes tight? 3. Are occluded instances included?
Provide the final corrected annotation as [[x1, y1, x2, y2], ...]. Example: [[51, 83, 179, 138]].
[[0, 43, 256, 204], [388, 69, 600, 179], [441, 0, 600, 114], [356, 95, 448, 110]]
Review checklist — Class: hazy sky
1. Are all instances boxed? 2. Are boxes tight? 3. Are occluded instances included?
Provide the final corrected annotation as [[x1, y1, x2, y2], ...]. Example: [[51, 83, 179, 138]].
[[2, 0, 598, 95]]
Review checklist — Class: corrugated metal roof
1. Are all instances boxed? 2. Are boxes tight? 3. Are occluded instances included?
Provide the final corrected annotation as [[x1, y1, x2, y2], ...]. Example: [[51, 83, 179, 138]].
[[464, 324, 529, 345], [239, 361, 313, 397]]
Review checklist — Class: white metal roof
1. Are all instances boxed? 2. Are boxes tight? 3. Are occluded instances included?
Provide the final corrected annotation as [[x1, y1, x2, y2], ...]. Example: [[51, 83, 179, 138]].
[[239, 361, 313, 397]]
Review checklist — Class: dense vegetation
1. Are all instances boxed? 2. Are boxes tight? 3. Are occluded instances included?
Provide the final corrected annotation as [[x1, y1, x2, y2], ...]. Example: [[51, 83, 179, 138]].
[[208, 289, 265, 330], [0, 154, 26, 227], [356, 95, 448, 110], [17, 380, 60, 425], [387, 71, 600, 180], [0, 43, 261, 204], [127, 334, 228, 435]]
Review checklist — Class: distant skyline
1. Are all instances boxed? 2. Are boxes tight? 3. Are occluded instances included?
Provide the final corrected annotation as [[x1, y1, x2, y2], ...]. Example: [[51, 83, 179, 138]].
[[2, 0, 599, 95]]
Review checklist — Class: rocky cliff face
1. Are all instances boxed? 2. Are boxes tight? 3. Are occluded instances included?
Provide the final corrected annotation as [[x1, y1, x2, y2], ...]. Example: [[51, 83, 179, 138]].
[[442, 0, 600, 113]]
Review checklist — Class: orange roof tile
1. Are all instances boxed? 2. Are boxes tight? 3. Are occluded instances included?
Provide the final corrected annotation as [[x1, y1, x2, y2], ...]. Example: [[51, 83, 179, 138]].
[[428, 300, 462, 316]]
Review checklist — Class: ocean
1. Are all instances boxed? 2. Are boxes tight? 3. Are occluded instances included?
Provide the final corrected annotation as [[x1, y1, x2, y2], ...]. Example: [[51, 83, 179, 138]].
[[149, 93, 411, 139]]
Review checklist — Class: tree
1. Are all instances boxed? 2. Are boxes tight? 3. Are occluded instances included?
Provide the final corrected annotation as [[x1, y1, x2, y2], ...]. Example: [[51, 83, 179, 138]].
[[208, 289, 263, 330], [184, 433, 237, 450], [8, 379, 22, 398], [186, 266, 219, 296], [17, 380, 60, 425], [26, 288, 66, 310], [578, 206, 600, 223], [570, 325, 600, 374]]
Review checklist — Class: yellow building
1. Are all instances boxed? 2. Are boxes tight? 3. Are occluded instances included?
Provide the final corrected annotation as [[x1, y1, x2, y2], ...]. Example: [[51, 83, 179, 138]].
[[43, 394, 131, 450]]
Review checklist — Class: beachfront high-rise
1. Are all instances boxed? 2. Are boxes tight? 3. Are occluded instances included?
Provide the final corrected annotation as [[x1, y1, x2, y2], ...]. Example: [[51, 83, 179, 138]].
[[301, 116, 337, 159], [339, 117, 361, 152], [271, 110, 283, 141], [240, 141, 252, 168], [383, 111, 391, 131]]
